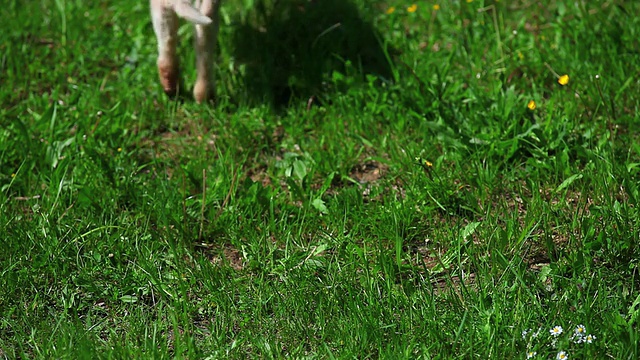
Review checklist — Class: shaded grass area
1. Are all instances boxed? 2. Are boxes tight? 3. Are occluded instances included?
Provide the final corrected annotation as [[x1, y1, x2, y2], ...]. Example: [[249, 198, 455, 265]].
[[1, 0, 640, 358]]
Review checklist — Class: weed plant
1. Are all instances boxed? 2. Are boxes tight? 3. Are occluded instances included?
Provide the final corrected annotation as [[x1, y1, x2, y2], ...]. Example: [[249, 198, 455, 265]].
[[1, 0, 639, 358]]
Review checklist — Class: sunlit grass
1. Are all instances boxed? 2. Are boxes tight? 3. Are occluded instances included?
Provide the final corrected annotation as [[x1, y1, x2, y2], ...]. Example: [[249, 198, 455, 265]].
[[1, 0, 639, 358]]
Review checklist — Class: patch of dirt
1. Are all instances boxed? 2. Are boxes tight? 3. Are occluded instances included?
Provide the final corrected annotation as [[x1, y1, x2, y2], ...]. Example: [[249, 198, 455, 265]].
[[486, 180, 598, 263], [343, 159, 397, 201], [143, 124, 216, 155], [350, 160, 387, 184], [200, 243, 245, 271], [431, 272, 477, 295], [247, 164, 272, 187]]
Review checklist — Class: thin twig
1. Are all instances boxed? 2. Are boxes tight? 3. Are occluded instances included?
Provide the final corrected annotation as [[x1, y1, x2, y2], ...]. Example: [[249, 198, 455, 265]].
[[199, 168, 206, 240]]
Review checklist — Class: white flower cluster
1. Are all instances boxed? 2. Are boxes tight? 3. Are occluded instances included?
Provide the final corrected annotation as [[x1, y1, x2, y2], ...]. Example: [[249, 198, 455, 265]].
[[569, 325, 596, 344], [521, 324, 596, 359]]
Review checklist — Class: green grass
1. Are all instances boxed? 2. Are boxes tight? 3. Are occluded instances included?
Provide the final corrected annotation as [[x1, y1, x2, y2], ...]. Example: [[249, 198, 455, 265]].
[[1, 0, 640, 358]]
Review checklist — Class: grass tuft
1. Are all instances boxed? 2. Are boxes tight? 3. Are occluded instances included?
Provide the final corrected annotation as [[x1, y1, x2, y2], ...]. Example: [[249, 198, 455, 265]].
[[1, 0, 639, 358]]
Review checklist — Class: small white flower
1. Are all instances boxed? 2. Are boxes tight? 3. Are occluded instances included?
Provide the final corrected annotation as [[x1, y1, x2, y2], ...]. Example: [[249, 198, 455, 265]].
[[550, 326, 563, 336], [556, 351, 568, 360], [526, 351, 537, 359], [532, 328, 541, 338], [522, 329, 530, 339], [585, 334, 596, 344], [570, 325, 587, 344], [571, 333, 584, 344]]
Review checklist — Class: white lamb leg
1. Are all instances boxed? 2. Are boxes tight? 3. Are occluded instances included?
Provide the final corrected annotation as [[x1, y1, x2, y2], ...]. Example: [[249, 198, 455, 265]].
[[193, 0, 221, 103], [150, 0, 181, 97]]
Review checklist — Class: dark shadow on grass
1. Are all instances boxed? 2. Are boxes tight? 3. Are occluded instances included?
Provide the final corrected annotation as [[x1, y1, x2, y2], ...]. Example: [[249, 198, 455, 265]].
[[231, 0, 395, 108]]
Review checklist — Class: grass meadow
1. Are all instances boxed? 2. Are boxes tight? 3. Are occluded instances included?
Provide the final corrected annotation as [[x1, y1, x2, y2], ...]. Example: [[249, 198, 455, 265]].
[[2, 0, 640, 358]]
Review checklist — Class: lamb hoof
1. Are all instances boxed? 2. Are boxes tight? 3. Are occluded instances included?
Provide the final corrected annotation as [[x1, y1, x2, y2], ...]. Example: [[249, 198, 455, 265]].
[[157, 59, 180, 98]]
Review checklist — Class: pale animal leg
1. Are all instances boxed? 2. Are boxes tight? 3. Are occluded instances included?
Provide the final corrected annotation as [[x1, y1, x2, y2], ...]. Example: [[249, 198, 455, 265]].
[[193, 0, 221, 103], [150, 0, 181, 97]]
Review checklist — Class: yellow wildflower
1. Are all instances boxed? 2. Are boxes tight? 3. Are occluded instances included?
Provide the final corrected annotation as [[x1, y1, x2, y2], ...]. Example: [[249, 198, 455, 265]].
[[527, 100, 536, 110], [433, 4, 440, 10], [407, 4, 417, 13], [416, 157, 433, 173], [558, 74, 569, 86], [386, 6, 395, 14], [467, 0, 473, 2]]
